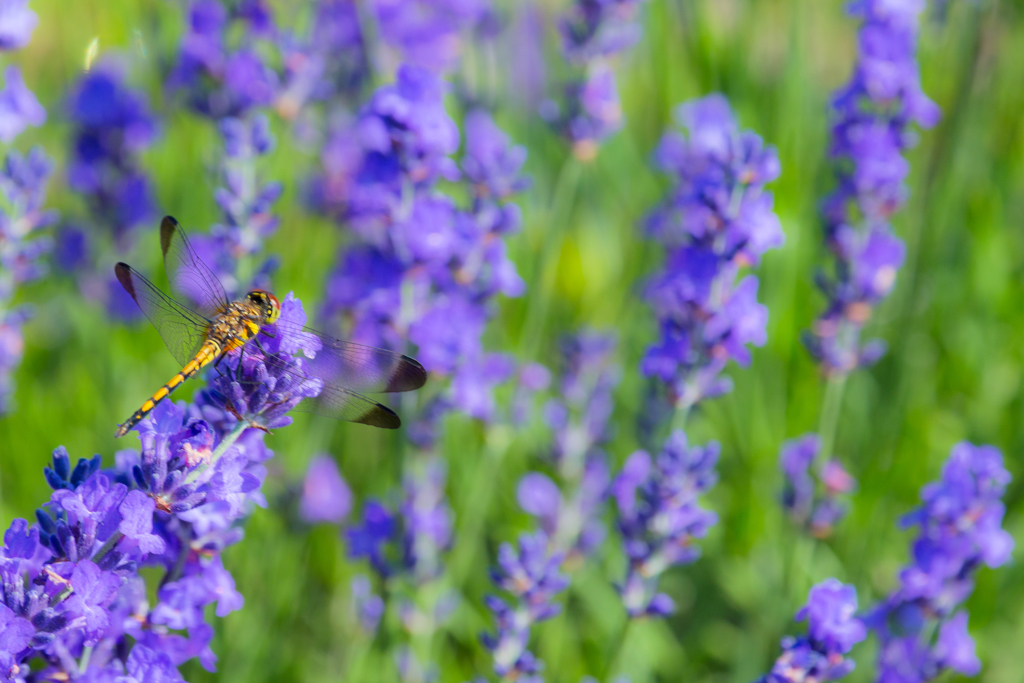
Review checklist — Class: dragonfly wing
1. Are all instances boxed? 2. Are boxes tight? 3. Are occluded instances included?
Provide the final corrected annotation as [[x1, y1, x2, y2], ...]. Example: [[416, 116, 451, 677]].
[[115, 263, 211, 367], [160, 215, 232, 318], [291, 383, 402, 429], [270, 319, 428, 394], [227, 359, 403, 429]]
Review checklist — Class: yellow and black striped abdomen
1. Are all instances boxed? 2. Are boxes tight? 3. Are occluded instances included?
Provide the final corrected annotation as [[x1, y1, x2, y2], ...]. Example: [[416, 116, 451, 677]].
[[114, 340, 223, 438]]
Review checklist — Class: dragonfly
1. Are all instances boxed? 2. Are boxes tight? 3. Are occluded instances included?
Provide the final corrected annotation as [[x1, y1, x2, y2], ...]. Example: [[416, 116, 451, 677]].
[[113, 215, 427, 438]]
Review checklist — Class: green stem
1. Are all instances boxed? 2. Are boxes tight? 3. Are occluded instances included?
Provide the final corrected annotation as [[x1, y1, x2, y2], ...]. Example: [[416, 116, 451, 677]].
[[788, 532, 817, 597], [520, 158, 583, 360], [185, 421, 248, 484], [449, 428, 512, 587], [817, 374, 847, 460], [78, 645, 93, 674], [670, 402, 691, 434], [91, 531, 124, 564], [603, 618, 633, 680]]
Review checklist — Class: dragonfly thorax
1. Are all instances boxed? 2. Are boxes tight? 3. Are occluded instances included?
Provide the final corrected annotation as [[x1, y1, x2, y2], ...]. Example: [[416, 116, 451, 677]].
[[207, 298, 273, 352]]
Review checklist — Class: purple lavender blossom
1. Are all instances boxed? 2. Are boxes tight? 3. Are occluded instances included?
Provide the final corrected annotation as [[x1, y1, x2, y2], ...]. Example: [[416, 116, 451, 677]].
[[0, 146, 56, 413], [67, 62, 157, 246], [543, 332, 618, 473], [866, 442, 1013, 683], [317, 68, 527, 423], [274, 0, 368, 120], [544, 0, 647, 156], [515, 331, 618, 565], [803, 0, 939, 375], [779, 434, 857, 537], [757, 579, 867, 683], [483, 531, 569, 679], [169, 0, 279, 120], [371, 0, 490, 73], [517, 458, 609, 565], [0, 65, 45, 142], [612, 429, 719, 617], [351, 575, 385, 634], [0, 12, 50, 412], [299, 454, 352, 524], [642, 94, 783, 410], [0, 0, 37, 51], [192, 113, 283, 297], [345, 456, 453, 583], [559, 0, 646, 63]]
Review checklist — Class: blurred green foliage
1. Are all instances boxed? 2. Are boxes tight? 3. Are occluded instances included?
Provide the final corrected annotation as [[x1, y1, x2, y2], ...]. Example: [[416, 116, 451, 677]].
[[1, 0, 1022, 681]]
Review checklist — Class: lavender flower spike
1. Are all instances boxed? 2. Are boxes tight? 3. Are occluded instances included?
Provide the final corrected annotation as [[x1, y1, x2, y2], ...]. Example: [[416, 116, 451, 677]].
[[866, 442, 1013, 682], [0, 65, 45, 142], [779, 434, 856, 538], [611, 430, 719, 617], [757, 579, 867, 683], [0, 148, 56, 414], [483, 531, 569, 680], [642, 94, 783, 410], [546, 0, 649, 157], [803, 0, 940, 374]]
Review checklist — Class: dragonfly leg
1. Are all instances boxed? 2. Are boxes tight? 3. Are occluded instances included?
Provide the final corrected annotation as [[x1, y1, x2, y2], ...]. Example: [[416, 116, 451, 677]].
[[253, 336, 270, 357], [236, 345, 246, 383]]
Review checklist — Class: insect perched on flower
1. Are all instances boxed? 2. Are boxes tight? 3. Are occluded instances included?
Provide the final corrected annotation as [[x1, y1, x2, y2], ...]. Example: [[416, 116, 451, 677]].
[[113, 216, 427, 437]]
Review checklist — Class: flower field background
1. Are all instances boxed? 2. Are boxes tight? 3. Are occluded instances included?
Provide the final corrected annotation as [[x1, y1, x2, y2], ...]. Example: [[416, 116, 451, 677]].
[[1, 0, 1023, 682]]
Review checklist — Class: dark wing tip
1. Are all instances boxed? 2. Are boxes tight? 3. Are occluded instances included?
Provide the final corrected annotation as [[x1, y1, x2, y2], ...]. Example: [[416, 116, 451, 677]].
[[159, 216, 180, 256], [357, 402, 401, 429], [388, 355, 428, 393], [114, 262, 135, 296]]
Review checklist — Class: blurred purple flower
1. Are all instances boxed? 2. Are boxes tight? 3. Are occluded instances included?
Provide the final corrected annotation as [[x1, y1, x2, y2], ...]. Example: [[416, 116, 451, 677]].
[[0, 146, 56, 413], [544, 0, 647, 155], [299, 454, 352, 524], [518, 473, 562, 525], [0, 65, 44, 142], [866, 442, 1012, 682], [67, 62, 156, 248], [483, 531, 569, 678], [757, 579, 866, 683], [275, 0, 369, 120], [0, 0, 37, 51], [559, 0, 646, 63], [371, 0, 490, 73], [0, 10, 52, 414], [351, 575, 385, 634], [804, 0, 938, 375], [169, 0, 279, 119], [779, 434, 857, 537], [316, 68, 527, 427], [194, 113, 283, 298], [612, 430, 719, 617], [345, 456, 453, 582], [544, 331, 618, 473], [642, 94, 783, 410]]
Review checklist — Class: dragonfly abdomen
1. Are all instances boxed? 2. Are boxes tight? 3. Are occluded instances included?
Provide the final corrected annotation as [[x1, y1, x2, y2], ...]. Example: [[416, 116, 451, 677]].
[[114, 340, 223, 438]]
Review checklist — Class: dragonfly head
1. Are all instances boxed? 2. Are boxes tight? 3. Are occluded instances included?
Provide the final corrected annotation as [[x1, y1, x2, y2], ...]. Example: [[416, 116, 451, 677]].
[[247, 289, 280, 325]]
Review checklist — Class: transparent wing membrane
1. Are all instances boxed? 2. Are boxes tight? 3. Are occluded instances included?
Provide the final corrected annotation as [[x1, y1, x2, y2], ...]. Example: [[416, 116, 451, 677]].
[[290, 383, 402, 429], [114, 263, 210, 367], [268, 318, 428, 394], [160, 215, 231, 318]]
